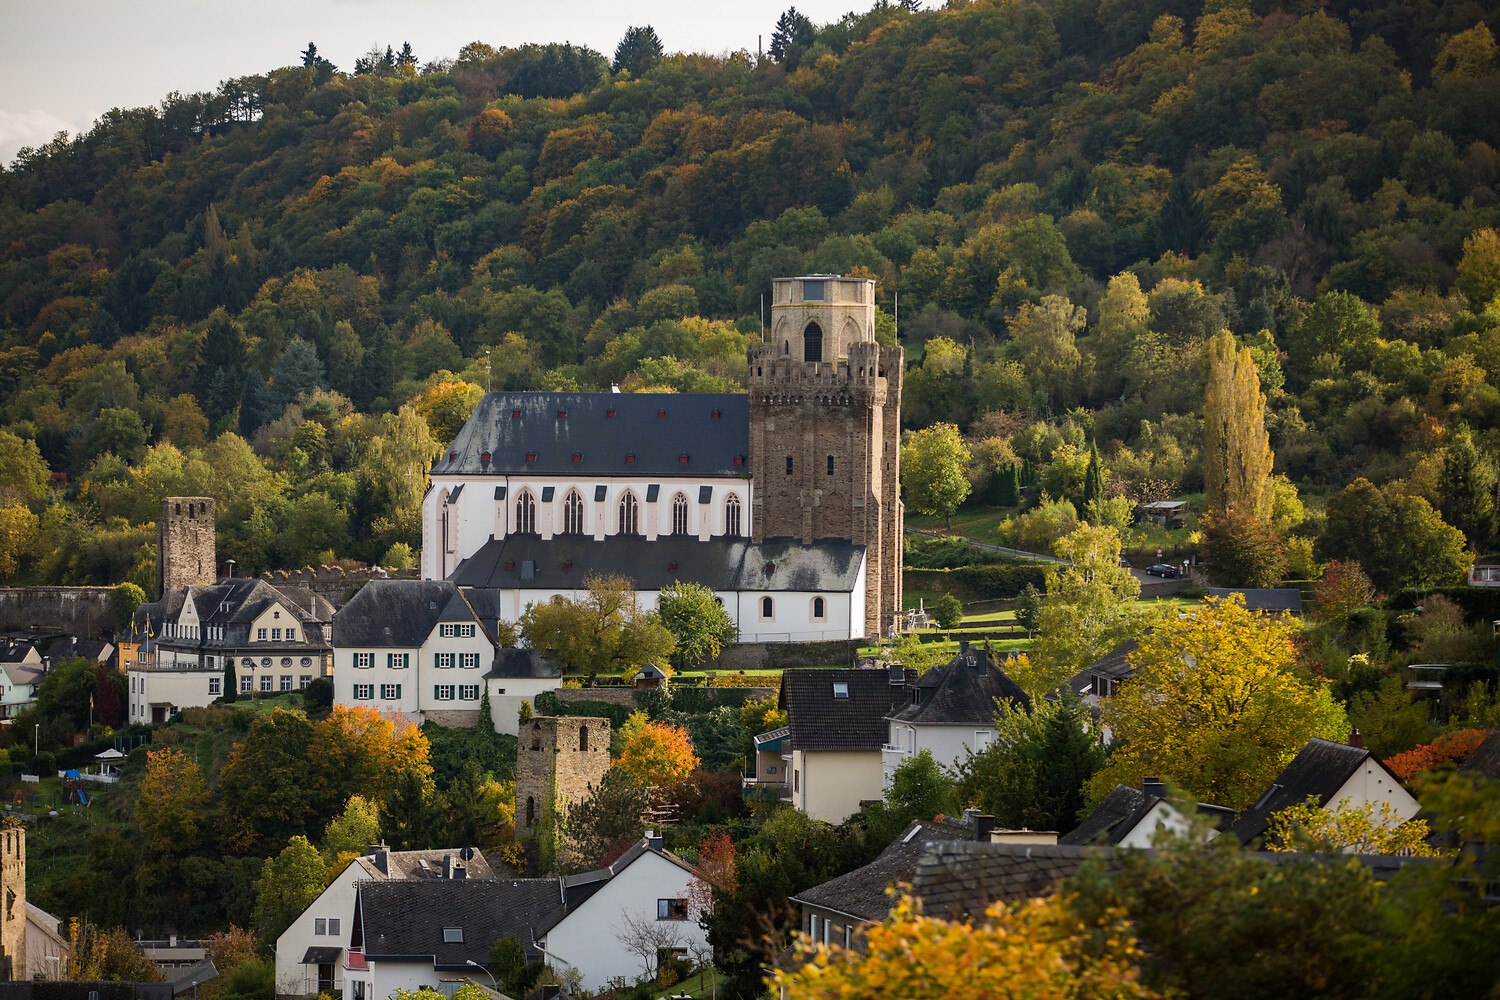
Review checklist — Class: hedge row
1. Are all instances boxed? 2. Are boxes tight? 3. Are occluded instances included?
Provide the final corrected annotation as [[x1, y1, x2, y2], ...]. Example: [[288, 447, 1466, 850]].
[[904, 563, 1048, 600], [1389, 587, 1500, 622]]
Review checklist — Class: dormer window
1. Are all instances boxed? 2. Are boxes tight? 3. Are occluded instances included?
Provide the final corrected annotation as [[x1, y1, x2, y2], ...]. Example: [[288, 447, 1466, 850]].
[[832, 682, 849, 699], [442, 928, 463, 943]]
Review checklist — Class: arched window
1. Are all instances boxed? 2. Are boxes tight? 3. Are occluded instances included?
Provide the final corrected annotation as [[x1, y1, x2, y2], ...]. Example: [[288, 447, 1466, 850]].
[[761, 597, 774, 619], [671, 492, 690, 535], [804, 321, 823, 363], [579, 725, 589, 751], [783, 340, 790, 355], [725, 494, 742, 537], [562, 489, 585, 534], [812, 596, 826, 620], [515, 491, 537, 534], [618, 492, 639, 535]]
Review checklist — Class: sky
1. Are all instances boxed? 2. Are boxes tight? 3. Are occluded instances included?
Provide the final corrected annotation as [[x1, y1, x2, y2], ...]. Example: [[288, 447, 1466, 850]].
[[0, 0, 865, 165]]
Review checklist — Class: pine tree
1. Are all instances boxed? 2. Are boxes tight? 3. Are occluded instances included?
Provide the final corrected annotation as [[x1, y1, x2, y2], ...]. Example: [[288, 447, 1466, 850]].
[[224, 657, 237, 703], [1436, 424, 1495, 550], [769, 8, 815, 64], [612, 26, 664, 76], [1203, 329, 1273, 520], [1083, 440, 1104, 511], [396, 42, 417, 68]]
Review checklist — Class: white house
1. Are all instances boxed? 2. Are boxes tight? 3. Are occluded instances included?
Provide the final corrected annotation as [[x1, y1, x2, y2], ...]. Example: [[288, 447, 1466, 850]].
[[880, 643, 1030, 788], [0, 662, 43, 720], [275, 844, 499, 998], [1224, 737, 1422, 846], [1061, 780, 1236, 847], [537, 834, 709, 992]]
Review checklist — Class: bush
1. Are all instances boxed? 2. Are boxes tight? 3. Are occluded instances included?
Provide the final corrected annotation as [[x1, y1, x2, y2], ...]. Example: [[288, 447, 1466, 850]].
[[1390, 587, 1500, 623], [931, 592, 964, 628], [904, 563, 1047, 600]]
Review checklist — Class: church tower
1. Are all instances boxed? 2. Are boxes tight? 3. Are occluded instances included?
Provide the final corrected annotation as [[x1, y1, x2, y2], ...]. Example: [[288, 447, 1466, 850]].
[[748, 276, 903, 636]]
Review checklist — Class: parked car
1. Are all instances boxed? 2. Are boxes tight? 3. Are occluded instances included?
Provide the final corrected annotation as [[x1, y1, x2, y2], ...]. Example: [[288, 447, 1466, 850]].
[[1146, 563, 1181, 578]]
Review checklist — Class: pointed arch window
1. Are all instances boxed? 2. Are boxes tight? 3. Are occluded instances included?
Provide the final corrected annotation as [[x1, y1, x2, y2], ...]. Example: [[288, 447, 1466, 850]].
[[804, 321, 823, 363], [515, 490, 537, 535], [562, 489, 585, 535], [671, 492, 690, 536], [725, 494, 743, 538], [618, 492, 640, 536]]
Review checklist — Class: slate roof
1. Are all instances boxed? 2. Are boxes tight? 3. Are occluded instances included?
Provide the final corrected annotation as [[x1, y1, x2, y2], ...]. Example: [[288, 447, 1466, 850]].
[[42, 638, 113, 663], [1060, 784, 1237, 846], [332, 580, 462, 647], [1066, 639, 1138, 698], [488, 647, 562, 680], [352, 846, 503, 881], [1223, 738, 1395, 844], [0, 641, 39, 665], [132, 578, 334, 650], [886, 645, 1029, 726], [432, 392, 749, 478], [356, 878, 563, 966], [552, 837, 699, 918], [792, 819, 978, 922], [910, 842, 1104, 919], [449, 534, 865, 594], [1460, 730, 1500, 780], [781, 667, 914, 752], [1205, 588, 1304, 614], [0, 662, 43, 688]]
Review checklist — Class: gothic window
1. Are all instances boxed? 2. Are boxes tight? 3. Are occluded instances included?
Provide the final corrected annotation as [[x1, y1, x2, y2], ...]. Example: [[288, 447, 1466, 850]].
[[783, 340, 790, 355], [562, 489, 585, 534], [515, 490, 537, 534], [618, 492, 640, 535], [725, 494, 742, 537], [804, 321, 823, 363], [671, 492, 690, 535], [812, 596, 826, 620]]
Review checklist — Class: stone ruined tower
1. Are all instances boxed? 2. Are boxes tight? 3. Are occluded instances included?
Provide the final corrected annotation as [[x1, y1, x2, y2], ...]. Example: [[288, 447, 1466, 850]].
[[0, 823, 24, 980], [157, 497, 217, 597], [748, 275, 904, 636], [515, 716, 611, 838]]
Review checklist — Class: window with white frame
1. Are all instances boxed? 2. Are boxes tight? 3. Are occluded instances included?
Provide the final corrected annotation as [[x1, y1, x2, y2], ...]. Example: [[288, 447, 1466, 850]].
[[353, 684, 374, 700], [435, 653, 455, 669], [515, 490, 537, 534], [355, 653, 373, 669], [271, 628, 282, 641], [760, 596, 774, 620], [380, 684, 402, 700], [435, 685, 455, 701], [618, 492, 640, 535], [388, 653, 409, 669], [241, 676, 253, 693], [439, 624, 456, 638], [280, 675, 292, 692], [563, 489, 585, 534], [209, 678, 221, 695], [300, 675, 311, 688], [314, 918, 341, 936], [260, 676, 273, 692], [657, 898, 689, 921], [459, 685, 480, 700], [257, 628, 267, 640], [671, 492, 689, 535], [461, 653, 479, 669], [811, 596, 826, 621], [725, 494, 742, 537], [286, 627, 298, 640], [459, 623, 475, 638]]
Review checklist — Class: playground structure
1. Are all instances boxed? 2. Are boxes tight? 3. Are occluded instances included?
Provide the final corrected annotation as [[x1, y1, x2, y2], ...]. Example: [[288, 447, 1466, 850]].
[[61, 770, 89, 807]]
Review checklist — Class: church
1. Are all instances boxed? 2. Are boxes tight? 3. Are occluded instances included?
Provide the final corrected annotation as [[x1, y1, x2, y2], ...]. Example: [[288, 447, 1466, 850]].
[[420, 274, 904, 642]]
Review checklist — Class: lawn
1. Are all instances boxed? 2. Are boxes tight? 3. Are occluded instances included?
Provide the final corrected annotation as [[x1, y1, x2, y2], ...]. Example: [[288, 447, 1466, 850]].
[[652, 967, 721, 998]]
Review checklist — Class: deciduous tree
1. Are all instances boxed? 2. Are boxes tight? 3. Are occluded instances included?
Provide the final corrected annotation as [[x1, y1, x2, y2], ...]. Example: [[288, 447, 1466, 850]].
[[136, 748, 208, 854], [1202, 329, 1272, 520], [519, 575, 676, 682], [252, 835, 325, 944], [618, 710, 699, 787], [901, 423, 971, 530], [1027, 525, 1142, 697], [658, 581, 737, 668]]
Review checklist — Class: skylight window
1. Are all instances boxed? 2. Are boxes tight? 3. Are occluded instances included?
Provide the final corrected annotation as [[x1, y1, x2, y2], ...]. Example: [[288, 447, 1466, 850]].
[[832, 682, 849, 699], [443, 928, 463, 943]]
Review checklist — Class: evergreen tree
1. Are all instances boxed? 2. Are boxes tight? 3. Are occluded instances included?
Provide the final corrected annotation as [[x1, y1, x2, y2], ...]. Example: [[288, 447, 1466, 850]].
[[396, 42, 417, 68], [769, 7, 816, 64], [224, 657, 237, 703], [612, 26, 664, 76], [1436, 425, 1495, 550], [238, 371, 272, 437], [1203, 329, 1273, 520], [1160, 173, 1205, 255], [478, 686, 496, 734], [1083, 440, 1104, 511], [268, 338, 327, 416]]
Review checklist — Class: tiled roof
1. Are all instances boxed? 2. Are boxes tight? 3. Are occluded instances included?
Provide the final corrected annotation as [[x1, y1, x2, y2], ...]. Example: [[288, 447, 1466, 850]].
[[1460, 730, 1500, 780], [1066, 639, 1138, 697], [42, 638, 113, 662], [1059, 785, 1146, 846], [487, 647, 563, 680], [352, 847, 502, 881], [886, 646, 1029, 726], [357, 878, 563, 966], [332, 580, 461, 647], [432, 392, 749, 477], [1223, 738, 1387, 844], [781, 667, 914, 751], [449, 534, 865, 593], [546, 837, 699, 930], [792, 819, 978, 922], [132, 578, 334, 650], [1205, 588, 1304, 614], [910, 842, 1104, 919]]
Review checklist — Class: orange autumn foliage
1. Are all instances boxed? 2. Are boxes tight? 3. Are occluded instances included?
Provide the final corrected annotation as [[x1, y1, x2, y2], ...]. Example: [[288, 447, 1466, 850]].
[[1385, 728, 1489, 781], [617, 710, 699, 787]]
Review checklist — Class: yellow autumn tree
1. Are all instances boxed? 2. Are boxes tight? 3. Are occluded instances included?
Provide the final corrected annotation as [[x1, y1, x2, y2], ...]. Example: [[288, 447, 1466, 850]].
[[1088, 595, 1349, 809], [136, 747, 209, 854], [771, 894, 1159, 999], [1265, 799, 1449, 858], [616, 710, 699, 787]]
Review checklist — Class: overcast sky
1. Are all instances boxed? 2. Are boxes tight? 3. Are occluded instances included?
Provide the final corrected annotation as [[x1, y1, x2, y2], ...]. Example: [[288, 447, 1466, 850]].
[[1, 0, 864, 165]]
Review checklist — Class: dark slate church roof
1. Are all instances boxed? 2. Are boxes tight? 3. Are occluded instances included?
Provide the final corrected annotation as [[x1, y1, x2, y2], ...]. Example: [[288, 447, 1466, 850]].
[[432, 392, 749, 477], [886, 645, 1029, 726], [1205, 588, 1304, 614], [781, 667, 914, 751], [449, 535, 865, 593], [1223, 738, 1391, 844]]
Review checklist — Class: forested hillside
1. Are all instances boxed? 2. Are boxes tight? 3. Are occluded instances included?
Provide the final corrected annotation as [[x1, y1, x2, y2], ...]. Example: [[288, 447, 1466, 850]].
[[2, 0, 1499, 585]]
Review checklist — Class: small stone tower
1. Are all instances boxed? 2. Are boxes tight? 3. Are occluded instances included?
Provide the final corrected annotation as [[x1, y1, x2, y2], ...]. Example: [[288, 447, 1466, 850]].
[[0, 822, 24, 980], [515, 716, 611, 837], [748, 275, 904, 635], [157, 496, 217, 597]]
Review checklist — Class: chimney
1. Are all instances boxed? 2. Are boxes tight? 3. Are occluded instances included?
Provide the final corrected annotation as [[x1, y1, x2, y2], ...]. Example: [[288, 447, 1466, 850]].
[[645, 829, 664, 851], [453, 863, 467, 879], [442, 854, 452, 879], [963, 808, 995, 842], [1349, 729, 1364, 750], [371, 847, 389, 875], [1142, 776, 1165, 799]]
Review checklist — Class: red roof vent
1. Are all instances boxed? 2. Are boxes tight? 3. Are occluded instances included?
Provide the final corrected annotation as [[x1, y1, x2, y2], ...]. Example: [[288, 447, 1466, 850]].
[[557, 409, 567, 419], [657, 408, 667, 419], [448, 451, 457, 461], [668, 561, 679, 572], [572, 452, 583, 463], [504, 560, 515, 571], [625, 453, 636, 464], [711, 408, 721, 420], [480, 451, 491, 464], [678, 453, 690, 465], [606, 408, 617, 418], [512, 409, 521, 419], [562, 561, 573, 572], [525, 451, 537, 463], [733, 455, 745, 466]]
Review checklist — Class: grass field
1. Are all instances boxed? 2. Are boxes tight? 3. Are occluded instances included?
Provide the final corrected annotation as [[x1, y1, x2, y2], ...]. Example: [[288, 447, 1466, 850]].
[[652, 968, 721, 998]]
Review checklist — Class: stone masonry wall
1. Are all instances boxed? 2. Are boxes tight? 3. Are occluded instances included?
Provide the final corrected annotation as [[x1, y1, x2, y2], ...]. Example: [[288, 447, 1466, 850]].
[[158, 497, 216, 597], [0, 824, 24, 980], [515, 716, 611, 837], [0, 587, 114, 637]]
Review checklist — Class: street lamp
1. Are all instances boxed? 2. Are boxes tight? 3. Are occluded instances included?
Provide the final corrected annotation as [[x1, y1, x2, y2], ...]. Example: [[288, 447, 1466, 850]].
[[33, 723, 38, 759], [464, 960, 497, 990]]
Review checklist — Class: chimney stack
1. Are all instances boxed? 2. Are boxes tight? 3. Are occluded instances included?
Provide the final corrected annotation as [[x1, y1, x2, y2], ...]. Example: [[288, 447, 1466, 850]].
[[963, 808, 996, 842], [645, 829, 664, 851], [1349, 729, 1364, 750], [1142, 776, 1165, 799]]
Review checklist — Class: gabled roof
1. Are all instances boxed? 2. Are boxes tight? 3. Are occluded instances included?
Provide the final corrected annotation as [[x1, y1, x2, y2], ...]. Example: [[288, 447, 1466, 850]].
[[1060, 785, 1236, 846], [911, 842, 1103, 919], [42, 638, 113, 663], [352, 846, 503, 881], [1224, 738, 1396, 844], [1205, 588, 1304, 614], [356, 878, 563, 966], [333, 580, 461, 647], [0, 641, 39, 664], [1460, 730, 1500, 780], [781, 667, 914, 752], [0, 662, 43, 687], [886, 646, 1029, 726], [432, 392, 749, 478], [449, 534, 865, 594], [552, 837, 700, 917], [792, 819, 978, 922], [487, 647, 563, 680], [1066, 639, 1138, 697], [132, 578, 334, 646]]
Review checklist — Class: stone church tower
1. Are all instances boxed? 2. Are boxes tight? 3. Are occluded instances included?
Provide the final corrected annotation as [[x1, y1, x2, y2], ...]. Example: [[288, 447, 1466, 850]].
[[157, 496, 217, 597], [748, 276, 903, 635], [515, 716, 611, 838], [0, 822, 24, 981]]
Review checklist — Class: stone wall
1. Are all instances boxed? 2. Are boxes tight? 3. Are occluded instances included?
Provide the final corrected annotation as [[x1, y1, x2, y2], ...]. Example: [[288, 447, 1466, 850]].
[[549, 687, 639, 707], [158, 497, 216, 596], [0, 824, 24, 980], [422, 709, 481, 728], [0, 587, 114, 638], [715, 637, 864, 671], [259, 565, 419, 608], [514, 716, 611, 837]]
